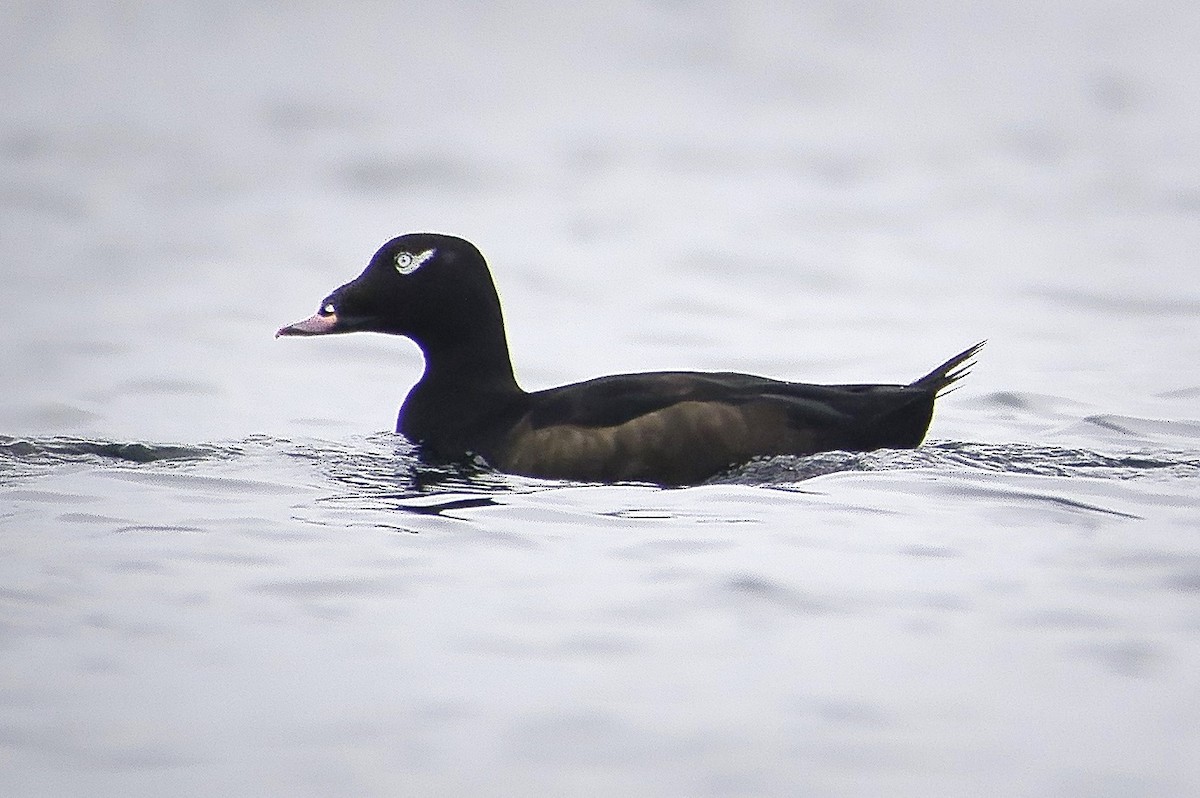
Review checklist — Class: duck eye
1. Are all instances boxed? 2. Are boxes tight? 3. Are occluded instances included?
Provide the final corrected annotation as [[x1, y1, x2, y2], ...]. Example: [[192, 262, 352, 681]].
[[319, 303, 336, 316], [394, 248, 436, 275]]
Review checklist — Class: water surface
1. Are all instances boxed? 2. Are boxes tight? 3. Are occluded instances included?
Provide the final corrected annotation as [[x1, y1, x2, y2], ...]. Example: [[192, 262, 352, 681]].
[[3, 2, 1199, 796]]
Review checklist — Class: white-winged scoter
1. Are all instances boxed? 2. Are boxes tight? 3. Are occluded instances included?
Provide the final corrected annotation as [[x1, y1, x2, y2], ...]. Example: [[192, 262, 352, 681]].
[[278, 233, 983, 485]]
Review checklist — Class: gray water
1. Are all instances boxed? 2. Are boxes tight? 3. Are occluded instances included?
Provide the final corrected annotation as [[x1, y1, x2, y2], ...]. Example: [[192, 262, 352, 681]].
[[3, 2, 1200, 796]]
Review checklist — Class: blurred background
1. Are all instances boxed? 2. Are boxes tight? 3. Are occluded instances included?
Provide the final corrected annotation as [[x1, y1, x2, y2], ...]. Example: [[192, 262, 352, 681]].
[[4, 4, 1200, 796], [3, 0, 1197, 444]]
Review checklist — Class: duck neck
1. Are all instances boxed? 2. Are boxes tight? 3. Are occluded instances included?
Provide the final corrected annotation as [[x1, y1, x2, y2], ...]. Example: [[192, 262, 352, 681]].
[[399, 325, 524, 446], [417, 325, 521, 397]]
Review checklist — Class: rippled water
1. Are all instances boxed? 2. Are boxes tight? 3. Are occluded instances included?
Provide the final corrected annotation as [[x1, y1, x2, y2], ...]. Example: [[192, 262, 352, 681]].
[[5, 429, 1199, 795], [5, 2, 1200, 796]]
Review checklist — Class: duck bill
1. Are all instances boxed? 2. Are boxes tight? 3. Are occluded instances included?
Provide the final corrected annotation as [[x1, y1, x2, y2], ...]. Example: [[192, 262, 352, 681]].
[[276, 312, 340, 337]]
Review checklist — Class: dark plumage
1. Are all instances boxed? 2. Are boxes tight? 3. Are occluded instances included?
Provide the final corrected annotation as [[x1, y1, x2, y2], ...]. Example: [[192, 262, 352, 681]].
[[278, 233, 983, 485]]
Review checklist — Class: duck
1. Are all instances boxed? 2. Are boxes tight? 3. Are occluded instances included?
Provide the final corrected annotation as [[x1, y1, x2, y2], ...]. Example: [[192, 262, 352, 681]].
[[277, 233, 983, 485]]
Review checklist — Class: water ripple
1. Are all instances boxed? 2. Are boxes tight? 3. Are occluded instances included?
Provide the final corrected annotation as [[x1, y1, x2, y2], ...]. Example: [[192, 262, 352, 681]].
[[3, 435, 1197, 498], [720, 441, 1200, 485], [0, 435, 232, 466]]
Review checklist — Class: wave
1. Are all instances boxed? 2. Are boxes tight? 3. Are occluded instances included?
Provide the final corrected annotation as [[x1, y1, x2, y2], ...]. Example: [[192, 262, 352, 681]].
[[0, 435, 235, 465], [719, 440, 1200, 484], [2, 433, 1197, 492]]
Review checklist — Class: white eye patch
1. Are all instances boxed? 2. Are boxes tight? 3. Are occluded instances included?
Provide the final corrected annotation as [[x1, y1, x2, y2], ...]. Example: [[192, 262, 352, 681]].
[[394, 248, 436, 275]]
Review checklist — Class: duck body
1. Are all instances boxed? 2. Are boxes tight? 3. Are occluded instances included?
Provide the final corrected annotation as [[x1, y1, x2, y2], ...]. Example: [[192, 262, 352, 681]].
[[278, 233, 982, 485]]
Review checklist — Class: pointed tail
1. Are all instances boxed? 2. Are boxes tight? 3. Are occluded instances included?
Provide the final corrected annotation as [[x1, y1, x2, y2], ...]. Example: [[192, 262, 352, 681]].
[[910, 341, 985, 396]]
